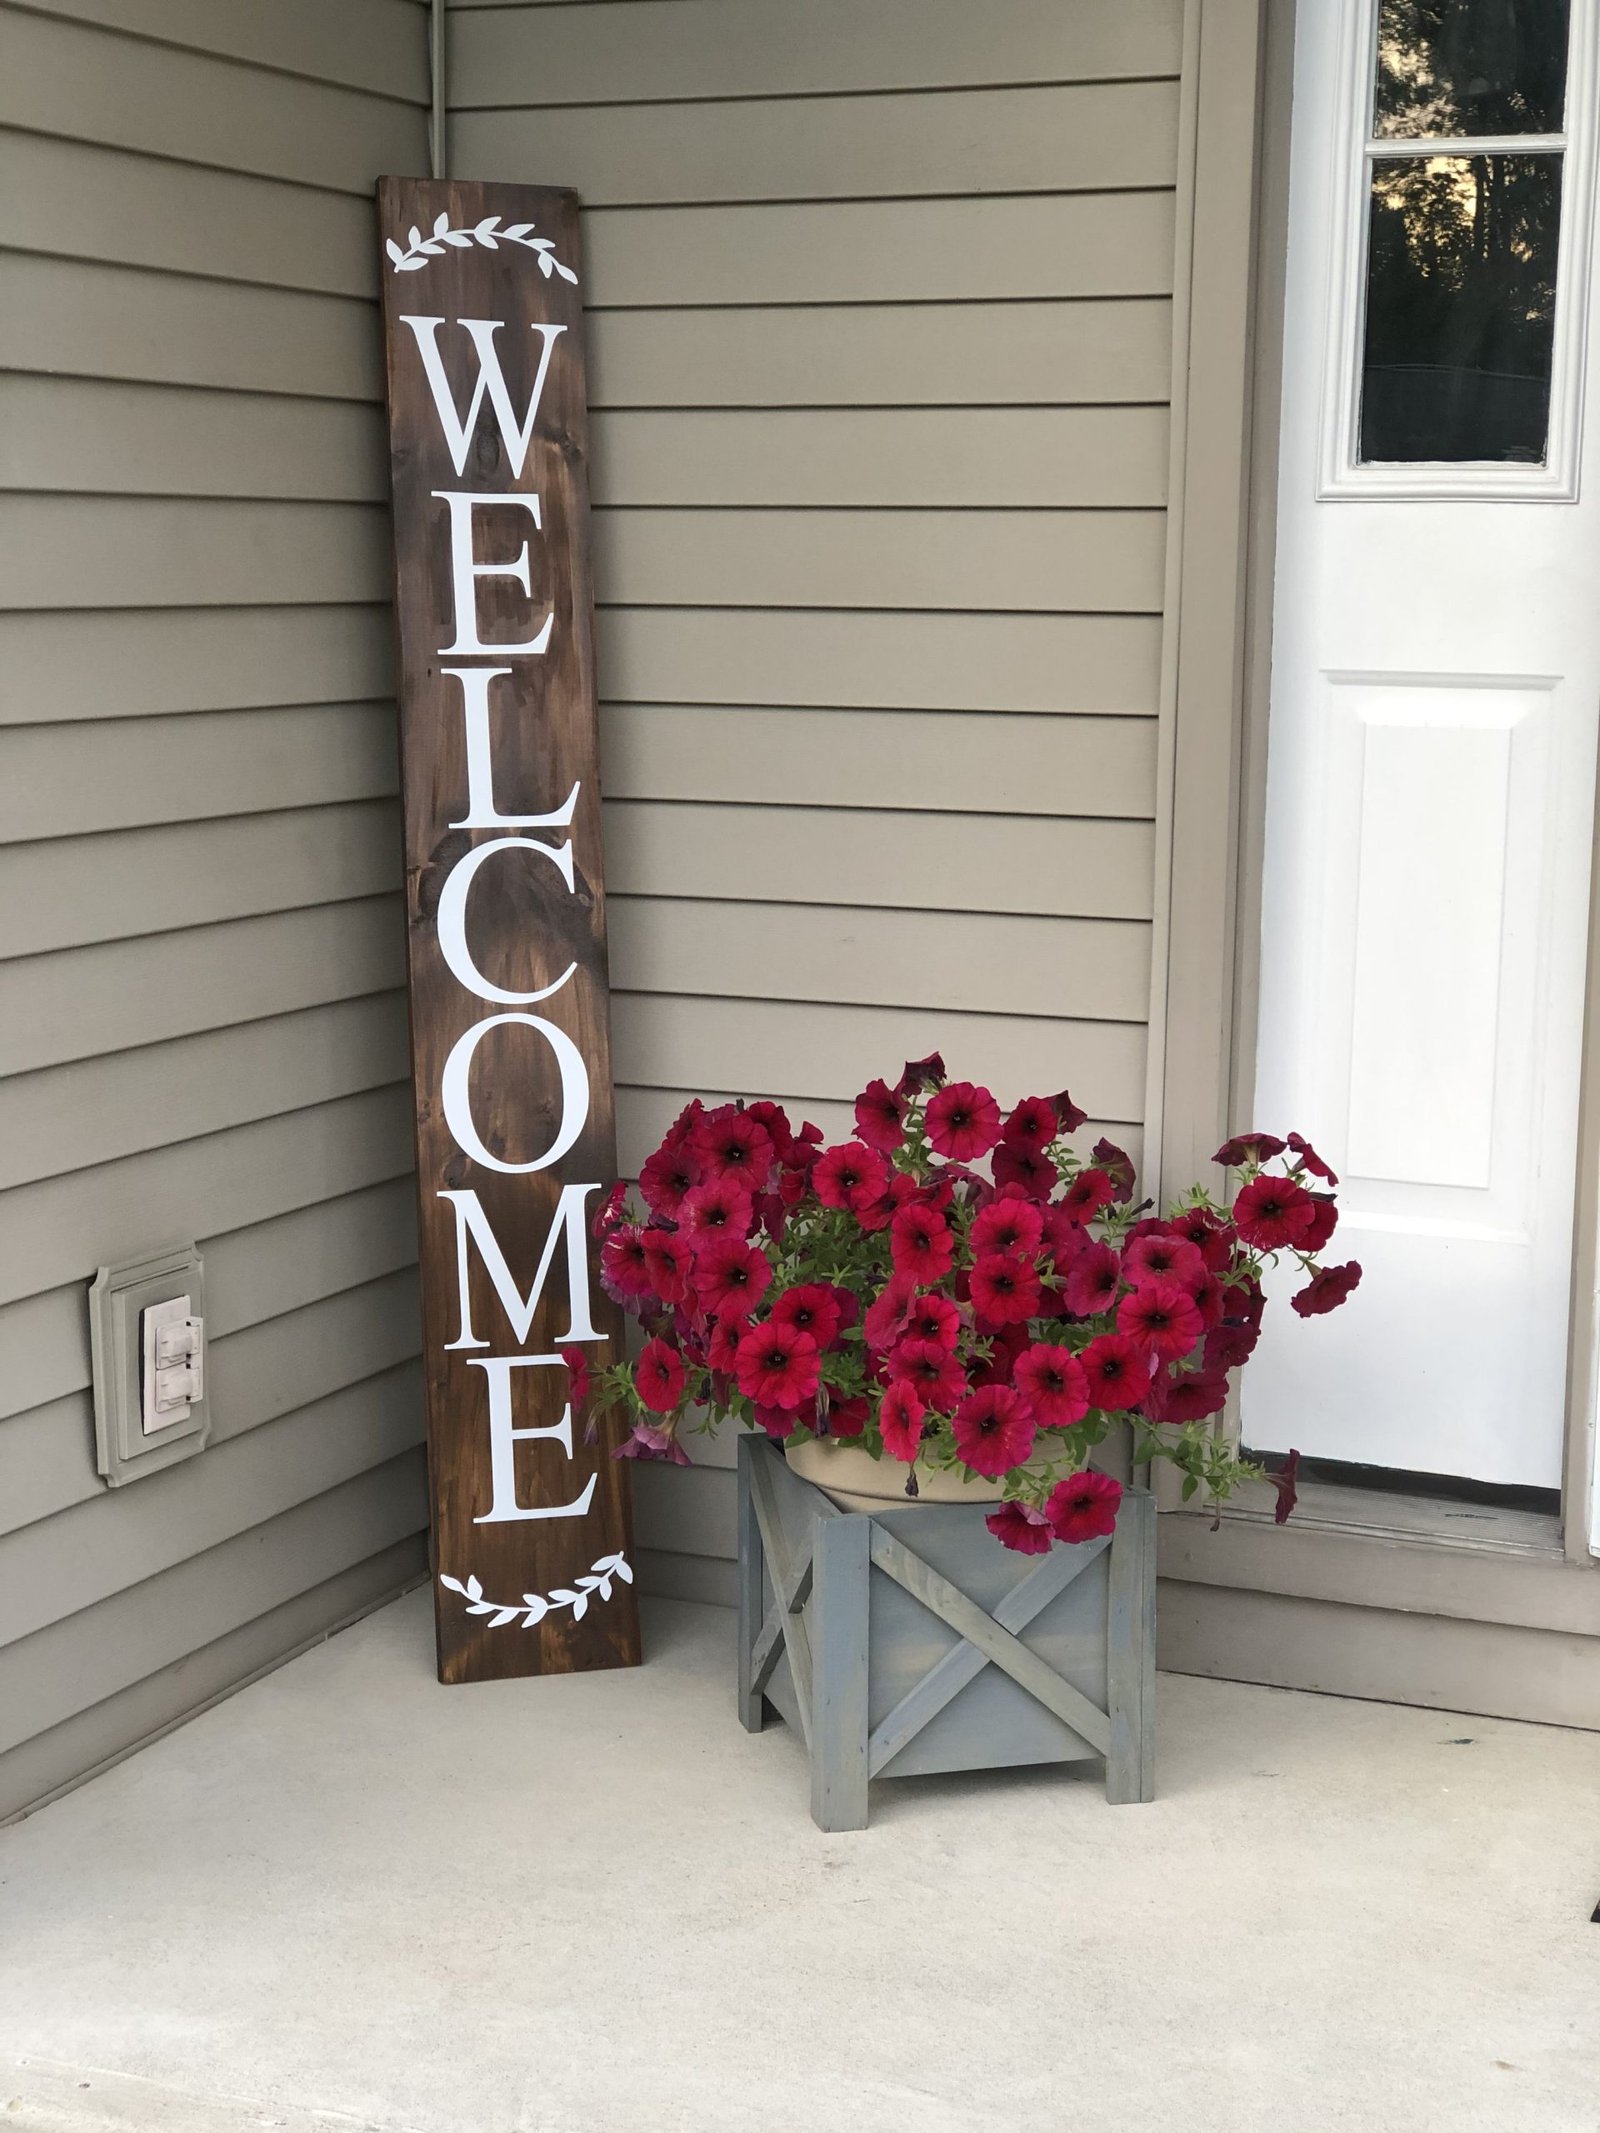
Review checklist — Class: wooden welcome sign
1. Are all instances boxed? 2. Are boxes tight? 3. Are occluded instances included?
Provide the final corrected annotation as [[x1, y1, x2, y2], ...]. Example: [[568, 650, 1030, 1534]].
[[377, 178, 640, 1683]]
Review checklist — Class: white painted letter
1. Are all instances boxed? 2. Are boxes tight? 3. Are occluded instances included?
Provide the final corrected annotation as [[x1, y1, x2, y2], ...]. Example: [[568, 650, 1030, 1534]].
[[445, 666, 580, 831], [469, 1354, 597, 1525], [441, 1012, 590, 1174], [434, 491, 553, 657], [439, 1182, 602, 1348], [399, 316, 565, 479], [437, 837, 578, 1006]]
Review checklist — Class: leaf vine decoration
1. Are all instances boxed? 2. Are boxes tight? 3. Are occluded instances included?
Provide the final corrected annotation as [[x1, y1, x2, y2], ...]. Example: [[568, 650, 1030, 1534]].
[[387, 211, 579, 284], [440, 1553, 632, 1629]]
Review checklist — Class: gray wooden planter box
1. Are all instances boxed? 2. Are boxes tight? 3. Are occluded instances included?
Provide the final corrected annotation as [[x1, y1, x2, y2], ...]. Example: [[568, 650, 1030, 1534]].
[[737, 1434, 1156, 1830]]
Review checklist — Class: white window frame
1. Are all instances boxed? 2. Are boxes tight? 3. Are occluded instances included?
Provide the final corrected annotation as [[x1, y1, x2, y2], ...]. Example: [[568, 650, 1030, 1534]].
[[1318, 0, 1600, 502]]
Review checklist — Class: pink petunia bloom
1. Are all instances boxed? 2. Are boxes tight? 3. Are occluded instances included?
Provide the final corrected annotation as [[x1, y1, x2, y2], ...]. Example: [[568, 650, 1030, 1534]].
[[692, 1235, 772, 1318], [770, 1282, 845, 1351], [985, 1500, 1054, 1555], [887, 1337, 967, 1414], [1061, 1168, 1117, 1222], [1013, 1342, 1091, 1429], [890, 1202, 956, 1283], [1117, 1279, 1205, 1363], [879, 1380, 926, 1463], [814, 1140, 891, 1215], [1290, 1261, 1362, 1317], [1122, 1231, 1208, 1292], [969, 1251, 1042, 1328], [1063, 1241, 1122, 1317], [972, 1197, 1046, 1260], [1287, 1131, 1338, 1185], [678, 1177, 754, 1243], [600, 1224, 655, 1300], [854, 1077, 908, 1154], [1213, 1131, 1288, 1169], [925, 1080, 1003, 1162], [1045, 1469, 1123, 1544], [953, 1384, 1036, 1478], [1079, 1332, 1150, 1412], [1232, 1174, 1318, 1251], [691, 1107, 775, 1194], [734, 1322, 820, 1411], [614, 1420, 691, 1465], [992, 1141, 1057, 1199], [639, 1141, 702, 1220], [642, 1228, 694, 1305], [637, 1337, 687, 1414], [903, 1290, 962, 1352]]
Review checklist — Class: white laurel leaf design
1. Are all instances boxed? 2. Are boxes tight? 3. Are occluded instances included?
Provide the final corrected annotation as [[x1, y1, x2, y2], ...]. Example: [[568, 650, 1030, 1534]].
[[387, 212, 579, 284], [440, 1553, 630, 1628]]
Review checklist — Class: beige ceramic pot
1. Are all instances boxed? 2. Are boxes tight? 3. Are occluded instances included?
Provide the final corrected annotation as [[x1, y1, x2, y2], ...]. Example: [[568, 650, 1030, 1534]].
[[784, 1433, 1004, 1513]]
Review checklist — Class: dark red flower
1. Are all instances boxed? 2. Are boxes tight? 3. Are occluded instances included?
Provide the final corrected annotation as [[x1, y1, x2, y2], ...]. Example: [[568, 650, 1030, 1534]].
[[854, 1077, 908, 1154], [1123, 1231, 1207, 1292], [1167, 1205, 1234, 1270], [1041, 1203, 1092, 1270], [1233, 1174, 1317, 1251], [1290, 1261, 1362, 1317], [770, 1282, 844, 1351], [971, 1321, 1028, 1387], [825, 1393, 869, 1439], [863, 1271, 916, 1353], [1063, 1242, 1122, 1317], [1079, 1332, 1149, 1411], [890, 1202, 956, 1283], [706, 1313, 749, 1373], [1117, 1279, 1204, 1363], [953, 1384, 1036, 1478], [986, 1500, 1054, 1555], [879, 1380, 925, 1462], [1045, 1468, 1123, 1543], [661, 1097, 706, 1150], [888, 1337, 967, 1414], [896, 1052, 948, 1097], [1189, 1270, 1227, 1331], [691, 1107, 775, 1195], [1270, 1447, 1302, 1523], [744, 1099, 796, 1161], [814, 1139, 891, 1214], [1013, 1342, 1090, 1429], [755, 1404, 800, 1441], [637, 1337, 686, 1414], [600, 1224, 654, 1300], [1053, 1090, 1090, 1133], [678, 1176, 754, 1242], [1205, 1318, 1259, 1370], [1287, 1132, 1338, 1184], [972, 1197, 1045, 1260], [1062, 1168, 1117, 1223], [1302, 1193, 1339, 1253], [559, 1344, 592, 1406], [1143, 1363, 1229, 1424], [734, 1321, 820, 1410], [903, 1290, 962, 1351], [1090, 1139, 1138, 1198], [591, 1181, 628, 1238], [970, 1251, 1042, 1327], [1002, 1096, 1058, 1153], [1213, 1131, 1288, 1169], [639, 1141, 701, 1220], [692, 1235, 772, 1317], [925, 1081, 1003, 1162], [638, 1228, 692, 1305], [992, 1141, 1057, 1199]]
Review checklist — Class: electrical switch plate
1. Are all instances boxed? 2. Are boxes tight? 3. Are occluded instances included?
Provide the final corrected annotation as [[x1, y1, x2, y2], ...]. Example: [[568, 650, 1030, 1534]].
[[88, 1245, 210, 1486]]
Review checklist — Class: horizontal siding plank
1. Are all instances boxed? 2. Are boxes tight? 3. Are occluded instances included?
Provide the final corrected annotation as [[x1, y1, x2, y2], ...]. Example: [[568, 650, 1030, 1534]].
[[0, 254, 382, 401], [15, 0, 432, 101], [0, 899, 405, 1077], [0, 1177, 418, 1424], [586, 299, 1173, 409], [0, 1458, 426, 1760], [0, 606, 394, 724], [450, 0, 1182, 103], [596, 608, 1161, 716], [0, 497, 390, 609], [598, 706, 1158, 818], [0, 706, 398, 843], [0, 800, 400, 958], [0, 132, 375, 299], [0, 993, 410, 1192], [0, 1366, 424, 1649], [582, 192, 1175, 308], [1, 9, 429, 195], [607, 897, 1150, 1020], [603, 803, 1155, 919], [453, 78, 1181, 204], [0, 1083, 415, 1308], [633, 1460, 736, 1562], [1, 1277, 421, 1537], [590, 409, 1169, 509], [0, 377, 388, 501], [591, 508, 1163, 613], [611, 995, 1146, 1125]]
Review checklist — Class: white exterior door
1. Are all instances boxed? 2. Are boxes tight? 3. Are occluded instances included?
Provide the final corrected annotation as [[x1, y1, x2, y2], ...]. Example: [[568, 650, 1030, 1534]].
[[1246, 0, 1600, 1490]]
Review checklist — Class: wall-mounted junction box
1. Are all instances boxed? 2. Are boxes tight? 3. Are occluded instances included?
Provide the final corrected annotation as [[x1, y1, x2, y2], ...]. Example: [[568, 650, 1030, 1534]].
[[88, 1244, 210, 1486]]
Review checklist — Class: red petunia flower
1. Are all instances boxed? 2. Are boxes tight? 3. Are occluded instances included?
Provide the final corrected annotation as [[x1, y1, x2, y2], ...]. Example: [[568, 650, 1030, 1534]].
[[1013, 1342, 1091, 1429], [879, 1380, 926, 1463], [1090, 1138, 1138, 1198], [1063, 1241, 1122, 1317], [1041, 1202, 1091, 1269], [591, 1181, 628, 1239], [854, 1077, 908, 1154], [754, 1404, 800, 1441], [992, 1141, 1057, 1199], [559, 1344, 592, 1407], [678, 1177, 754, 1242], [744, 1099, 796, 1162], [972, 1197, 1046, 1260], [925, 1080, 1003, 1162], [1143, 1363, 1229, 1424], [639, 1141, 701, 1220], [1301, 1193, 1339, 1253], [691, 1107, 776, 1194], [969, 1251, 1042, 1327], [1045, 1468, 1123, 1544], [734, 1321, 820, 1411], [903, 1290, 962, 1351], [896, 1052, 948, 1097], [890, 1202, 956, 1283], [1189, 1269, 1227, 1331], [637, 1337, 687, 1414], [1290, 1260, 1362, 1317], [1270, 1446, 1302, 1523], [1167, 1205, 1235, 1270], [971, 1321, 1028, 1388], [825, 1393, 869, 1439], [693, 1235, 772, 1317], [1117, 1279, 1205, 1363], [1053, 1089, 1090, 1133], [770, 1282, 845, 1351], [600, 1224, 654, 1300], [1079, 1332, 1150, 1411], [706, 1313, 749, 1373], [986, 1500, 1054, 1555], [1213, 1131, 1288, 1169], [953, 1384, 1036, 1478], [888, 1337, 967, 1414], [863, 1271, 917, 1353], [814, 1139, 891, 1214], [1122, 1231, 1207, 1292], [1287, 1131, 1338, 1185], [1232, 1174, 1317, 1251], [1002, 1096, 1058, 1153], [1061, 1168, 1117, 1222], [1205, 1318, 1260, 1370], [635, 1229, 688, 1306]]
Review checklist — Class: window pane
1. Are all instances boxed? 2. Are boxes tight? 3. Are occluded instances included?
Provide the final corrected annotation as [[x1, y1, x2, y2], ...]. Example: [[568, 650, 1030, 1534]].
[[1373, 0, 1570, 139], [1360, 152, 1559, 462]]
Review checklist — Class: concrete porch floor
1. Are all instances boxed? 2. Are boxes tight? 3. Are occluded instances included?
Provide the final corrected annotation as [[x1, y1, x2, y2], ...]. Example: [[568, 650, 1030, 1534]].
[[3, 1593, 1600, 2133]]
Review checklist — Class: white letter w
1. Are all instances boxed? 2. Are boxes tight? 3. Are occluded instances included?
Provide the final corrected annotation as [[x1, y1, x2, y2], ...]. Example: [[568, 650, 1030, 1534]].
[[399, 316, 566, 479]]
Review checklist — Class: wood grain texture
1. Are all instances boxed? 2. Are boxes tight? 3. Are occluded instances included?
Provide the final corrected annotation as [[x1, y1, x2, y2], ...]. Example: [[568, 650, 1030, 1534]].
[[378, 177, 639, 1680]]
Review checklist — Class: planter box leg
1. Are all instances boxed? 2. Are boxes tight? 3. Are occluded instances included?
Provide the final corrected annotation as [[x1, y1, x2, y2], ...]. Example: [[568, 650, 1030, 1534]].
[[1105, 1490, 1156, 1804], [809, 1513, 871, 1832], [736, 1436, 765, 1734]]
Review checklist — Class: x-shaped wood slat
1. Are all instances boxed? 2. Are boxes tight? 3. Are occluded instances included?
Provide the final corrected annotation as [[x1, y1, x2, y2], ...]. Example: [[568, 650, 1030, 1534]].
[[746, 1448, 818, 1750]]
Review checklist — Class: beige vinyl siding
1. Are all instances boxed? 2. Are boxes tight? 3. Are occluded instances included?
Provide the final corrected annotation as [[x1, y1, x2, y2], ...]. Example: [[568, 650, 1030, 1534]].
[[449, 0, 1180, 1592], [0, 2, 431, 1820]]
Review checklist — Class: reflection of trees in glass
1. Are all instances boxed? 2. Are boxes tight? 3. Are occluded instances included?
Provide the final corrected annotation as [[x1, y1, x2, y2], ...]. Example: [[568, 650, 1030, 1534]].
[[1374, 0, 1569, 138]]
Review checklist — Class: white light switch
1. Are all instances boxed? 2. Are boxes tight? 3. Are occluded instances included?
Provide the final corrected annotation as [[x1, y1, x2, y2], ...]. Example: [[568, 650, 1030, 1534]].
[[142, 1294, 205, 1436]]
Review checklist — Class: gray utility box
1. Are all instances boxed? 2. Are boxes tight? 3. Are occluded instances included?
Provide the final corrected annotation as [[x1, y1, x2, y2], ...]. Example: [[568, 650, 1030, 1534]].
[[88, 1244, 209, 1486], [737, 1433, 1156, 1831]]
